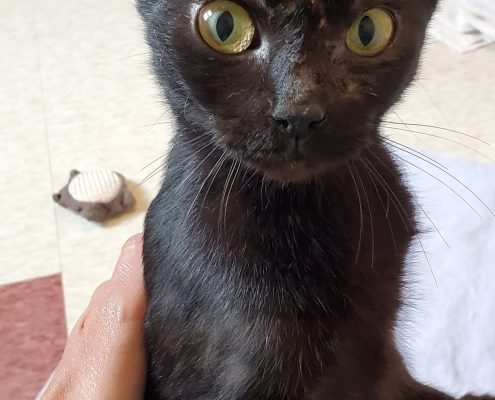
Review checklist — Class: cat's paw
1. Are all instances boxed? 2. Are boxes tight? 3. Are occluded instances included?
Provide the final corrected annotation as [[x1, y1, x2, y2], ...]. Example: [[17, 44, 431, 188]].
[[460, 395, 495, 400]]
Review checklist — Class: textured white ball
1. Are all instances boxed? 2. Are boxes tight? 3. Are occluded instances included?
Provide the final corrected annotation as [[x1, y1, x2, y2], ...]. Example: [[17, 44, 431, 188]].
[[68, 170, 122, 204]]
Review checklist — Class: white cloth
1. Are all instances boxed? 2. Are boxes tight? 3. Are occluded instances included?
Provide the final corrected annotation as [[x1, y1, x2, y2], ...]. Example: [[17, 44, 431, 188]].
[[431, 0, 495, 52], [395, 150, 495, 396]]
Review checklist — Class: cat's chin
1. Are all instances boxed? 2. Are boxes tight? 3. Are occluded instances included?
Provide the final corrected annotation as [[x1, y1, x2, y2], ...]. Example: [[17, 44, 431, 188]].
[[250, 148, 364, 184], [259, 161, 330, 184]]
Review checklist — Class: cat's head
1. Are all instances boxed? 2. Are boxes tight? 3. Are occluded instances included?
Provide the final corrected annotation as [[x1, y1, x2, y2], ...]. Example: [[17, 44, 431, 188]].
[[138, 0, 437, 183]]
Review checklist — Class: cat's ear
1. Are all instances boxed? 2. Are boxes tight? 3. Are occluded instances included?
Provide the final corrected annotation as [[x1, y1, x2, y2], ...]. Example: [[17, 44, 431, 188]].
[[135, 0, 146, 14], [429, 0, 440, 9], [423, 0, 439, 16], [135, 0, 155, 16]]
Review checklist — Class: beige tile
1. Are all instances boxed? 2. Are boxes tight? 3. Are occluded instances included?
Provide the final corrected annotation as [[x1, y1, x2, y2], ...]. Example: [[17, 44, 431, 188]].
[[384, 82, 450, 151], [389, 40, 495, 163], [0, 1, 61, 285], [32, 0, 171, 328]]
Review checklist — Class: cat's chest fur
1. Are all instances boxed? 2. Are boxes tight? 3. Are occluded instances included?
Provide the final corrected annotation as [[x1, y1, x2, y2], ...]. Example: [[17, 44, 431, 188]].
[[143, 145, 413, 399]]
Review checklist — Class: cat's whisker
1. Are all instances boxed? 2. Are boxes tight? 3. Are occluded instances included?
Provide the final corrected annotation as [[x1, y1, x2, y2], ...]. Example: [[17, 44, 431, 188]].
[[183, 92, 190, 119], [139, 163, 167, 186], [200, 151, 228, 212], [383, 140, 448, 174], [226, 87, 251, 100], [363, 152, 437, 283], [98, 52, 148, 65], [186, 152, 227, 220], [138, 110, 170, 132], [388, 144, 494, 217], [346, 162, 364, 264], [268, 179, 276, 205], [239, 169, 258, 193], [367, 148, 450, 248], [382, 120, 490, 145], [363, 151, 413, 231], [392, 111, 409, 129], [219, 160, 236, 238], [382, 138, 448, 171], [260, 175, 267, 211], [142, 153, 168, 172], [360, 159, 398, 255], [352, 162, 375, 269], [264, 176, 274, 208], [140, 138, 213, 185], [180, 133, 213, 149], [179, 146, 218, 188], [402, 163, 450, 248], [223, 160, 241, 236], [137, 121, 174, 129], [383, 125, 495, 163], [390, 111, 433, 149], [180, 138, 218, 164], [416, 233, 438, 287], [141, 134, 210, 172], [389, 150, 481, 217], [226, 160, 240, 234]]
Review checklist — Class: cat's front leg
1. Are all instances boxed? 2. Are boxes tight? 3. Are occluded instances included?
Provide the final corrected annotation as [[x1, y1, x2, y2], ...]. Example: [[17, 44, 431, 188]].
[[460, 396, 495, 400]]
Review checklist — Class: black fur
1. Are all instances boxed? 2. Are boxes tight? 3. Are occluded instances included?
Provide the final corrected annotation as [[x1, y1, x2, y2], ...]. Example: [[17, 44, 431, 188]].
[[137, 1, 493, 399]]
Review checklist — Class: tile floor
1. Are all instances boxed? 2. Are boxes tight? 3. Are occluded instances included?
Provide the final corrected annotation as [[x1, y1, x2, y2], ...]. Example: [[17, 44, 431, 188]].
[[0, 0, 494, 396]]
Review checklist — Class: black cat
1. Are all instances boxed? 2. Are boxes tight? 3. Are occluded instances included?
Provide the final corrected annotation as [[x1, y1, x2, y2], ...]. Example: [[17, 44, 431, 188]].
[[137, 0, 494, 399]]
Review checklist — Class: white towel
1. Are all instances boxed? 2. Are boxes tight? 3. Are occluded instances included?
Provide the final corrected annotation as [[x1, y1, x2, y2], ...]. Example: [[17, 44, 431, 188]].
[[464, 0, 495, 39], [396, 150, 495, 396], [431, 0, 494, 52]]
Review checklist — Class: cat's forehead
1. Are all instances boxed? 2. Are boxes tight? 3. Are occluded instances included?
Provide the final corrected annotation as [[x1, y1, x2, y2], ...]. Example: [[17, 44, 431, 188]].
[[255, 0, 328, 13], [252, 0, 418, 14], [260, 0, 323, 9], [251, 0, 372, 18]]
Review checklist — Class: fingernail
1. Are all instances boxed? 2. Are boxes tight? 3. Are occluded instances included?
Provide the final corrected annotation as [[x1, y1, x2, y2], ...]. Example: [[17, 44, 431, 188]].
[[113, 234, 144, 280], [122, 233, 143, 252]]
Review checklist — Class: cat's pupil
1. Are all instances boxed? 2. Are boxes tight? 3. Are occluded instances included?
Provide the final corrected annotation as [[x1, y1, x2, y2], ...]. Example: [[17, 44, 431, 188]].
[[216, 11, 234, 42], [358, 16, 375, 46]]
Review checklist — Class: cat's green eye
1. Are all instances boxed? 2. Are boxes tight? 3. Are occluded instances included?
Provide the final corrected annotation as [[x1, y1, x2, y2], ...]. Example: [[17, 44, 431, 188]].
[[198, 0, 255, 54], [346, 8, 395, 57]]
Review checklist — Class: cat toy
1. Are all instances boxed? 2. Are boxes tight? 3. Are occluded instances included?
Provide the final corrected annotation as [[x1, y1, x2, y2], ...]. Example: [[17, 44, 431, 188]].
[[53, 170, 136, 222]]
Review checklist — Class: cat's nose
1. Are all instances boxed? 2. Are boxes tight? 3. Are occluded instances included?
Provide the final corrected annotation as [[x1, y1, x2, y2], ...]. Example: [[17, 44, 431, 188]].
[[273, 104, 326, 138]]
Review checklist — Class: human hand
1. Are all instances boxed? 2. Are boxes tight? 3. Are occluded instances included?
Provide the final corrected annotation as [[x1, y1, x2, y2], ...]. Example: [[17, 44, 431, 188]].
[[40, 234, 147, 400]]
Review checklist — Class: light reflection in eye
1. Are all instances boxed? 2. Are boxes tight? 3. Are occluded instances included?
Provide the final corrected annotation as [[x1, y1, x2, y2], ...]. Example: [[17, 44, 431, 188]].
[[202, 10, 213, 22]]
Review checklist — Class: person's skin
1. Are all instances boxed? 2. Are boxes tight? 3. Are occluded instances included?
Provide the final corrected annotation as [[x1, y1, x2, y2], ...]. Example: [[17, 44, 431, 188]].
[[41, 234, 147, 400]]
